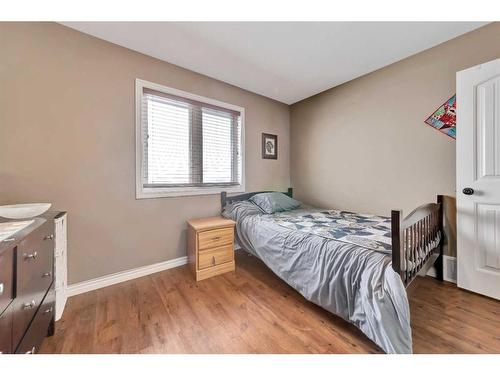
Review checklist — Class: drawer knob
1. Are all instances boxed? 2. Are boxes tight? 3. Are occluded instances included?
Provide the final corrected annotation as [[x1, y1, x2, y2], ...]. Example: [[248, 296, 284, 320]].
[[25, 346, 36, 354], [42, 271, 52, 278], [24, 251, 38, 261], [44, 234, 54, 240], [213, 236, 221, 241], [22, 300, 36, 310], [212, 256, 216, 266], [0, 283, 3, 296], [43, 307, 53, 315]]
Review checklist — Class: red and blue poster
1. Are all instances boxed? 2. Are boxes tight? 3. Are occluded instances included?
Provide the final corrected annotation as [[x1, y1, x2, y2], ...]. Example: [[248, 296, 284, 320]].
[[424, 95, 456, 139]]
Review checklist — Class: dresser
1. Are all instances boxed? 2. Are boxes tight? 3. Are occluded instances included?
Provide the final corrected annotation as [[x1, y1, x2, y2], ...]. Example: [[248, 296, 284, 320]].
[[187, 217, 236, 281], [0, 212, 64, 354]]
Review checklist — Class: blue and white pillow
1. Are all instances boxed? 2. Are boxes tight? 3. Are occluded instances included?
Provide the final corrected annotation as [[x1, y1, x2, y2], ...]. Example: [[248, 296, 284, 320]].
[[250, 192, 301, 214]]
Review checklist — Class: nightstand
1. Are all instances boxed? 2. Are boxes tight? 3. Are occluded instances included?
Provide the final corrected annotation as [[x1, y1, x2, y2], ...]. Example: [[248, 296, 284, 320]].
[[187, 217, 236, 281]]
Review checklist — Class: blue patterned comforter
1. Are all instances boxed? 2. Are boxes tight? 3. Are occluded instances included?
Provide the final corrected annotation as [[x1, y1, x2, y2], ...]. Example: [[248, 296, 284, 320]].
[[272, 210, 392, 253]]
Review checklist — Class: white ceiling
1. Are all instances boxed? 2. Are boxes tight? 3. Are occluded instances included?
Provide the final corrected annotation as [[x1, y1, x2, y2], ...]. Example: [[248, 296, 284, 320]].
[[61, 22, 487, 104]]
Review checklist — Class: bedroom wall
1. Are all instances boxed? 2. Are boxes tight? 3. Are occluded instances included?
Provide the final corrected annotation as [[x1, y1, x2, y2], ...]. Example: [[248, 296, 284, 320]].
[[0, 22, 290, 284], [290, 22, 500, 257]]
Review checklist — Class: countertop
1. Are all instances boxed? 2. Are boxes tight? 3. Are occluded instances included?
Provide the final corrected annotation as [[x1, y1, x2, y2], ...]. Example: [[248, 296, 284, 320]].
[[0, 211, 65, 256]]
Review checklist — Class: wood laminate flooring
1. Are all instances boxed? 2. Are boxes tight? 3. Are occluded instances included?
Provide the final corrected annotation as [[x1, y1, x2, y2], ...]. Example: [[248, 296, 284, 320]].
[[41, 252, 500, 354]]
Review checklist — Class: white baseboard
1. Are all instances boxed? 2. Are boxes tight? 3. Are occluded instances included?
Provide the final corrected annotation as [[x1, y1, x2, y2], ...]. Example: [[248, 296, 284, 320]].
[[426, 266, 437, 278], [66, 250, 455, 297], [427, 255, 457, 283], [67, 256, 188, 297]]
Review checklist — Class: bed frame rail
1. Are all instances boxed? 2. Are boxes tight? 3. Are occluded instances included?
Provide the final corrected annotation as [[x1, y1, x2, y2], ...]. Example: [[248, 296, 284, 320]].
[[391, 195, 444, 287]]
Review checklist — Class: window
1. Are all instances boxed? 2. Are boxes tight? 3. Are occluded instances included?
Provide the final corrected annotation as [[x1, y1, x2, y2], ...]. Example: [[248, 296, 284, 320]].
[[136, 79, 245, 198]]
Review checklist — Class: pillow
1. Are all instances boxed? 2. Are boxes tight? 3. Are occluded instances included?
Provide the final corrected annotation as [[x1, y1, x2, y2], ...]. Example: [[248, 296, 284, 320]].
[[222, 200, 264, 221], [249, 192, 301, 214]]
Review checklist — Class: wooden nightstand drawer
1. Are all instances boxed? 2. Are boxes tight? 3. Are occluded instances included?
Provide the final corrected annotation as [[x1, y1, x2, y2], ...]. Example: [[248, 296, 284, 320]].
[[17, 221, 54, 295], [187, 216, 236, 281], [0, 248, 14, 315], [198, 227, 233, 251], [0, 303, 13, 354], [198, 245, 233, 270]]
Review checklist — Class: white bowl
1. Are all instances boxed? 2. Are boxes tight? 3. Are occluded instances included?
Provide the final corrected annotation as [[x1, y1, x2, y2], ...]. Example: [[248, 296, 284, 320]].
[[0, 203, 52, 219]]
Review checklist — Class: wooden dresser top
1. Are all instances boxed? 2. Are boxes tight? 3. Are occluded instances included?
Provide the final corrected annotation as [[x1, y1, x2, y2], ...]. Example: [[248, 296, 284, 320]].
[[0, 211, 64, 256], [187, 216, 235, 232]]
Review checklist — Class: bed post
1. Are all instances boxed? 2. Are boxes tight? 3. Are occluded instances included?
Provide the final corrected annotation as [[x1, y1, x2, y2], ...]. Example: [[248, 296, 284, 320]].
[[435, 195, 445, 281], [221, 191, 227, 211], [391, 209, 405, 283], [287, 187, 293, 198]]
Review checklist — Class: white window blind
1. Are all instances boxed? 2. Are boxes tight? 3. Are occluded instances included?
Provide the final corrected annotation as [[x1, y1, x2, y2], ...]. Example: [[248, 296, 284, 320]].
[[137, 82, 243, 197]]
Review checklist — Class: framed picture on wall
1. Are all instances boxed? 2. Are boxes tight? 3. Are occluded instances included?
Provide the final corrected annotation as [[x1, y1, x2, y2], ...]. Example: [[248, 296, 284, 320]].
[[262, 133, 278, 159]]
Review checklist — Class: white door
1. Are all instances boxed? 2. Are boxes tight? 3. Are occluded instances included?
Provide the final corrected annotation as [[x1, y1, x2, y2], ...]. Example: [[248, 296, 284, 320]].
[[457, 58, 500, 300]]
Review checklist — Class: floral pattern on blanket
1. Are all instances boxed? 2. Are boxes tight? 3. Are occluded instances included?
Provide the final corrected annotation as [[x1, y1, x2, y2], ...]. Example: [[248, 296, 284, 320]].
[[272, 210, 393, 253]]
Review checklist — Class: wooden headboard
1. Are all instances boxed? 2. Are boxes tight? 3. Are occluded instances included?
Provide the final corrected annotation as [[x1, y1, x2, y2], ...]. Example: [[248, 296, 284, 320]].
[[221, 188, 293, 210]]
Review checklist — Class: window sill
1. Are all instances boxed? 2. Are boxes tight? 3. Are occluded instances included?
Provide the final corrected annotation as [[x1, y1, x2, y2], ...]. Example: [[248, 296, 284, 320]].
[[136, 185, 245, 199]]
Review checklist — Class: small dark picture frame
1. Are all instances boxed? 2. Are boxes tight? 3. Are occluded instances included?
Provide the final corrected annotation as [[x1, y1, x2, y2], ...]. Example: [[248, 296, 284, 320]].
[[262, 133, 278, 160]]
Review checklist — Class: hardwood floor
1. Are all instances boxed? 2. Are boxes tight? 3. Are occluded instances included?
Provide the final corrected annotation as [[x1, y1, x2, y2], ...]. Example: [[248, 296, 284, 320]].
[[41, 252, 500, 354]]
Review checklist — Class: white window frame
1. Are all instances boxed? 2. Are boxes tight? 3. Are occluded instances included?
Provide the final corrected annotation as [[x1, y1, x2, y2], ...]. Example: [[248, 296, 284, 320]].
[[135, 79, 246, 199]]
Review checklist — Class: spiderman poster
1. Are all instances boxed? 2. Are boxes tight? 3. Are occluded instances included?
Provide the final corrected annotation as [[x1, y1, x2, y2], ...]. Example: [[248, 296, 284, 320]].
[[424, 95, 456, 139]]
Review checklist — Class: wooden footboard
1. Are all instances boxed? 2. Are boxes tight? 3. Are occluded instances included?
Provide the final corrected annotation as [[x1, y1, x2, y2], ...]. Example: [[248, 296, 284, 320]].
[[391, 195, 444, 287]]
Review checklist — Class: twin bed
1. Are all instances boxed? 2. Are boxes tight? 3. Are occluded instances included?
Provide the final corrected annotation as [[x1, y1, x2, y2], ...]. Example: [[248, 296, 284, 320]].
[[220, 189, 444, 354]]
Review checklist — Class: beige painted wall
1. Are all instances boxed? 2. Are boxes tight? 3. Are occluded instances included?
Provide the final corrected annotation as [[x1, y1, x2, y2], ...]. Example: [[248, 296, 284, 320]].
[[0, 22, 290, 283], [290, 22, 500, 257]]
